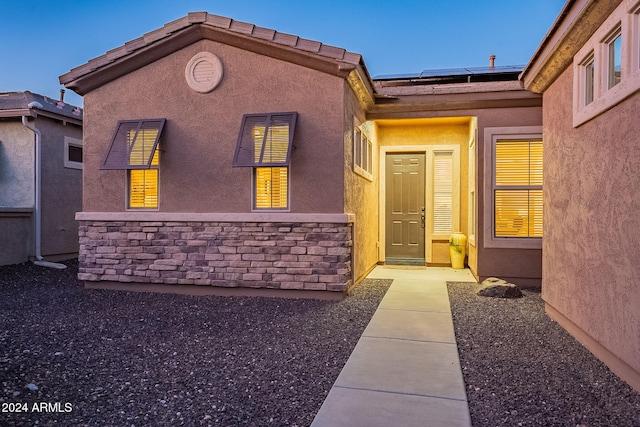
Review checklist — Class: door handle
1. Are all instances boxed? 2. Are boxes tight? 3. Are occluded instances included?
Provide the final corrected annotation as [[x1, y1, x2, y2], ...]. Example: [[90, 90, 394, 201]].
[[421, 206, 425, 229]]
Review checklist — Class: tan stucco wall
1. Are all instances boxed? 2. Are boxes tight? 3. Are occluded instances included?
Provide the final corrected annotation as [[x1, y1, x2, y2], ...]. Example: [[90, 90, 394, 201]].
[[344, 85, 379, 282], [36, 116, 83, 258], [0, 121, 34, 207], [377, 119, 469, 265], [0, 117, 81, 264], [372, 105, 542, 281], [543, 66, 640, 386], [82, 38, 346, 214], [467, 120, 478, 275]]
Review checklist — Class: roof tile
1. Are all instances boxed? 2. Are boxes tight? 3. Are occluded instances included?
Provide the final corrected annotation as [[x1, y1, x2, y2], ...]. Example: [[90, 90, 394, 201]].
[[318, 44, 346, 60], [105, 46, 129, 61], [86, 56, 113, 71], [187, 11, 208, 23], [342, 52, 362, 64], [252, 27, 277, 41], [296, 39, 322, 53], [272, 32, 299, 47], [206, 14, 233, 29], [229, 20, 255, 35], [60, 12, 365, 88], [143, 27, 171, 44], [163, 16, 191, 34], [124, 37, 146, 52]]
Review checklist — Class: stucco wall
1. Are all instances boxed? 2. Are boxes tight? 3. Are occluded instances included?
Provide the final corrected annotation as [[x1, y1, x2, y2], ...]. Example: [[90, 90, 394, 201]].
[[377, 119, 469, 265], [474, 107, 543, 285], [343, 85, 379, 282], [0, 211, 33, 265], [543, 66, 640, 385], [37, 116, 83, 258], [82, 39, 346, 214], [0, 121, 34, 207], [0, 117, 81, 264]]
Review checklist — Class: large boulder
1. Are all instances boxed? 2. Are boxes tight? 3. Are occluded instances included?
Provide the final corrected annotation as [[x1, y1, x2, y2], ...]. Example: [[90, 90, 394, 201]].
[[476, 277, 523, 298]]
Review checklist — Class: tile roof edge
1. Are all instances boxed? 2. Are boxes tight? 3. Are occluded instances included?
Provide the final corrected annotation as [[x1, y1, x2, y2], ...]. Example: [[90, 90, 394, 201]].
[[60, 12, 363, 86]]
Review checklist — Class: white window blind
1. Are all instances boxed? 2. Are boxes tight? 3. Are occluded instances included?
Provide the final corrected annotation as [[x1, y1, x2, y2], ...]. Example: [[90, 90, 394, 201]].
[[494, 140, 543, 238], [128, 149, 159, 209], [433, 151, 453, 235], [255, 167, 288, 209]]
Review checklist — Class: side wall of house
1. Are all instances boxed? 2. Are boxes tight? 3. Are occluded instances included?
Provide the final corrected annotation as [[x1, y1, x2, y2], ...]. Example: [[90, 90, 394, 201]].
[[0, 121, 34, 265], [343, 84, 379, 283], [37, 116, 83, 259], [543, 66, 640, 390]]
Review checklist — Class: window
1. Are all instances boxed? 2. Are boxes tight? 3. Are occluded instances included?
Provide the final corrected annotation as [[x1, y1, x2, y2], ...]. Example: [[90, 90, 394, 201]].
[[233, 112, 297, 210], [494, 140, 543, 238], [607, 28, 622, 89], [100, 119, 165, 209], [484, 126, 542, 249], [64, 136, 83, 169], [129, 148, 159, 209], [255, 167, 288, 209], [353, 119, 373, 180], [582, 53, 595, 105], [573, 1, 640, 126]]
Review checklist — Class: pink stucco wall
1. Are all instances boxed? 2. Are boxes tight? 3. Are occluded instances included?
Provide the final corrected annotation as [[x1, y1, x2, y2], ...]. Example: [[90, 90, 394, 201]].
[[543, 66, 640, 388], [82, 38, 346, 214]]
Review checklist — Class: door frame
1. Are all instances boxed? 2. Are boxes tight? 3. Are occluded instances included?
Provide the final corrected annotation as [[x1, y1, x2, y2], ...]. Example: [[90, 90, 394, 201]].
[[379, 144, 461, 264]]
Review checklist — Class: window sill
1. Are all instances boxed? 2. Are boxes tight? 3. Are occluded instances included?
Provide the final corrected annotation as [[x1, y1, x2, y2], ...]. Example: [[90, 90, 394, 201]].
[[483, 236, 542, 250], [354, 166, 373, 181], [573, 78, 640, 127]]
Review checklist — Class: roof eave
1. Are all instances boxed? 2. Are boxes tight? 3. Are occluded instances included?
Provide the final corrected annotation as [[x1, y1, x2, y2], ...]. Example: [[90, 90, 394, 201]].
[[0, 109, 34, 118], [521, 0, 623, 93], [367, 86, 541, 119], [61, 16, 365, 96]]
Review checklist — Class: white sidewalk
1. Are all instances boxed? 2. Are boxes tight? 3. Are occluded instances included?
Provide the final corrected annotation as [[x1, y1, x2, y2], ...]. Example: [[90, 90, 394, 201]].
[[311, 266, 476, 427]]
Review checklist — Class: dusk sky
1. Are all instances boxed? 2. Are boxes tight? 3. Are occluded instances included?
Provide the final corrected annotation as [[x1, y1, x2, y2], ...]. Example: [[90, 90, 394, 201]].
[[1, 0, 566, 107]]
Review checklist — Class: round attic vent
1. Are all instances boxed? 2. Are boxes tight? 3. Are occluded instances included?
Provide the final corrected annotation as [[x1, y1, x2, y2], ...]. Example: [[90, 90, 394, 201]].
[[185, 52, 224, 93]]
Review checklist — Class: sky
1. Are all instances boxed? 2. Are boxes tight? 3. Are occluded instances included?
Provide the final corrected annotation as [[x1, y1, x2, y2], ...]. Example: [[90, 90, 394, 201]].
[[1, 0, 566, 107]]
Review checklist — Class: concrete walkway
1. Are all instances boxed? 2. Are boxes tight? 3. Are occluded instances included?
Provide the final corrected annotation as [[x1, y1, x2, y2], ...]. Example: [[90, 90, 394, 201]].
[[311, 266, 477, 427]]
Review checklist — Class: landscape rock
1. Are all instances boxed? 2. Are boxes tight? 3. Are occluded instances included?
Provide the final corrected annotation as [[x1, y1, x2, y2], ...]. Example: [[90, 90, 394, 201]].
[[477, 277, 523, 298]]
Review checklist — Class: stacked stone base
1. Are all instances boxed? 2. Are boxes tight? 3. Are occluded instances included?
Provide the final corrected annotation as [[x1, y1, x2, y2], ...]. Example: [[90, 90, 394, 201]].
[[78, 219, 352, 292]]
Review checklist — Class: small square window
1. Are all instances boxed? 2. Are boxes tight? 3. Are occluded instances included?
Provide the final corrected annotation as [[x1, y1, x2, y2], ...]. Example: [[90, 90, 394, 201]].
[[64, 136, 83, 169]]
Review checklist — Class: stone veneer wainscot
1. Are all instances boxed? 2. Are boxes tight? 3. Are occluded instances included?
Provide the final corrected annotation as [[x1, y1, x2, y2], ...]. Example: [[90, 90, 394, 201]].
[[76, 212, 354, 292]]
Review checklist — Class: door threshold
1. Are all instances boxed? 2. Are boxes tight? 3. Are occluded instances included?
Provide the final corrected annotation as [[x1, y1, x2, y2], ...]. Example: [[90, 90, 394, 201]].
[[385, 258, 426, 266]]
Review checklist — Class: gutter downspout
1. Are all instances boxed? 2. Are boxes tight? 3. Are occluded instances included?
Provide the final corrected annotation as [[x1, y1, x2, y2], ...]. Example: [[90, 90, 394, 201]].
[[21, 112, 67, 269]]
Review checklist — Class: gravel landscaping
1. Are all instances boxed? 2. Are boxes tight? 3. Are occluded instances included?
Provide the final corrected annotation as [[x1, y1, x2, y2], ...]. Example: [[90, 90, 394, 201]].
[[448, 282, 640, 427], [0, 260, 390, 426], [3, 261, 640, 427]]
